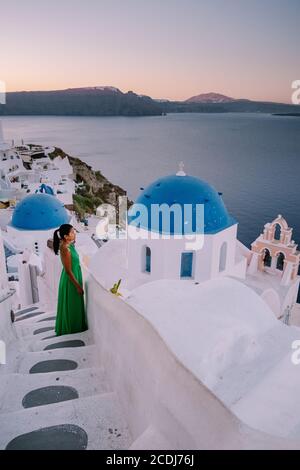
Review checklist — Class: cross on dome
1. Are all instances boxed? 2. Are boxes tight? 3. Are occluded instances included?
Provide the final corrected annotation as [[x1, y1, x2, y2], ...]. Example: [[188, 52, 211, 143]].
[[176, 161, 186, 177]]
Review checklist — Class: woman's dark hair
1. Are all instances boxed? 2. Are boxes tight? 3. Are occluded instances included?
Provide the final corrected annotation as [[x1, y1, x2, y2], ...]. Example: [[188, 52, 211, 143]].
[[53, 224, 73, 255]]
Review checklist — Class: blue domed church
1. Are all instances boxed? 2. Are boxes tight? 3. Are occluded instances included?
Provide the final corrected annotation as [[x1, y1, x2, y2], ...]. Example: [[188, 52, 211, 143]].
[[90, 164, 248, 292], [128, 171, 236, 236], [126, 164, 245, 283], [90, 164, 299, 322], [7, 193, 71, 254]]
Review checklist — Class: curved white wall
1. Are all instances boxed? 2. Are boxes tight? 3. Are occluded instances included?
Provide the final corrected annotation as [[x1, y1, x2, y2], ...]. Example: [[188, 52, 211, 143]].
[[82, 264, 300, 449], [261, 289, 281, 318]]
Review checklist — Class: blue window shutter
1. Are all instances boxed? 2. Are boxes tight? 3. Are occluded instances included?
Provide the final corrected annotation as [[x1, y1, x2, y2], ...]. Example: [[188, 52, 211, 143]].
[[181, 252, 193, 278], [145, 247, 151, 273]]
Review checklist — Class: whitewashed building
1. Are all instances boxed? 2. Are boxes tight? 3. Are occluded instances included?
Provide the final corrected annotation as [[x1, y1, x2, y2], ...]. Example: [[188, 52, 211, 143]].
[[90, 166, 300, 320]]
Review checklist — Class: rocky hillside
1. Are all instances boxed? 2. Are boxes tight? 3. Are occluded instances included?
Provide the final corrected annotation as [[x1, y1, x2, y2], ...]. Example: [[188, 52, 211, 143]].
[[48, 147, 132, 219]]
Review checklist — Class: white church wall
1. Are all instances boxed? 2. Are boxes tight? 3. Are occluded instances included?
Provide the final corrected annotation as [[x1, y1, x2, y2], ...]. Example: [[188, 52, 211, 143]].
[[210, 224, 239, 279], [124, 223, 243, 284], [192, 235, 213, 281], [162, 240, 182, 279], [127, 227, 166, 282], [6, 225, 55, 254], [128, 228, 203, 282], [281, 282, 300, 319], [260, 289, 281, 318]]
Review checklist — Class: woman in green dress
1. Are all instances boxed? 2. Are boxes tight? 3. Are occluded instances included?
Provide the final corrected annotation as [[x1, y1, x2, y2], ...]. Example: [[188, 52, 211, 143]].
[[53, 224, 88, 336]]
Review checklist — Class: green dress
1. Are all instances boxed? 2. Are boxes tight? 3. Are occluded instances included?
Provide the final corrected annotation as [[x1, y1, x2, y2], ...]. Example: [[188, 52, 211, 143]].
[[55, 242, 88, 336]]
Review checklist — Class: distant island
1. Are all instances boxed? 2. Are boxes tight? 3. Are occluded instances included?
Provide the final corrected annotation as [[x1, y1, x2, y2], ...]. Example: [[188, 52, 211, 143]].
[[272, 113, 300, 117], [0, 87, 299, 116]]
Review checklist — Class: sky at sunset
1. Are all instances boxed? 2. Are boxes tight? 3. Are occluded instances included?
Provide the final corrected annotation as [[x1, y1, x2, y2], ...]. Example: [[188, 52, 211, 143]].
[[1, 0, 299, 103]]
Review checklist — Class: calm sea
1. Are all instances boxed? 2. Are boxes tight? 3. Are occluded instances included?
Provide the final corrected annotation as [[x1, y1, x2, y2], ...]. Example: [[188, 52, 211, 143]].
[[1, 113, 300, 248]]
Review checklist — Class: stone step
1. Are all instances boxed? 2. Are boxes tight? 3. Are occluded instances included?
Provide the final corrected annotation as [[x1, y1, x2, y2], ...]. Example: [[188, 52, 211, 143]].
[[26, 330, 93, 352], [13, 302, 45, 313], [14, 306, 42, 318], [14, 310, 46, 322], [16, 345, 98, 374], [15, 312, 56, 337], [17, 320, 57, 339], [0, 367, 111, 414], [13, 302, 53, 317], [0, 392, 132, 450]]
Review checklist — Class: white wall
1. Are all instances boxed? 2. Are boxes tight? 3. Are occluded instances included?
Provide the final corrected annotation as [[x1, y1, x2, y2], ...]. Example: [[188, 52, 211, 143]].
[[0, 230, 8, 291], [17, 260, 33, 307], [261, 289, 281, 318], [210, 224, 238, 277], [6, 225, 56, 255], [127, 223, 245, 284], [281, 282, 300, 318], [42, 246, 62, 305], [81, 264, 300, 449], [0, 292, 17, 356]]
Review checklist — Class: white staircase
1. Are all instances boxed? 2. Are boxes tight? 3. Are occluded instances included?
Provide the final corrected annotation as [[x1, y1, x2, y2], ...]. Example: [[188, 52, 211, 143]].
[[0, 301, 132, 450]]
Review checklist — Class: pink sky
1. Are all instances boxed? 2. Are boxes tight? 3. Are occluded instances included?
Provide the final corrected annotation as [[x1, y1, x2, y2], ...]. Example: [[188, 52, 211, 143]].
[[1, 0, 299, 103]]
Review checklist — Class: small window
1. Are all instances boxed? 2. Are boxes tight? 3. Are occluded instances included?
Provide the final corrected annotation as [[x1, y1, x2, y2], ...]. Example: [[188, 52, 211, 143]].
[[181, 252, 194, 278], [145, 246, 151, 273]]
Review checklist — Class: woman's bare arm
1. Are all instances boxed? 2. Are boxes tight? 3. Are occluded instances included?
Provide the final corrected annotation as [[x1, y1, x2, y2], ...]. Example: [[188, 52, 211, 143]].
[[60, 244, 83, 292]]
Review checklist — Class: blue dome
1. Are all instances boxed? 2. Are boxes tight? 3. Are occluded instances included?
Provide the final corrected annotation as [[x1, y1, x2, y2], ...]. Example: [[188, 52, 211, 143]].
[[128, 174, 237, 235], [11, 193, 71, 231], [35, 184, 55, 195]]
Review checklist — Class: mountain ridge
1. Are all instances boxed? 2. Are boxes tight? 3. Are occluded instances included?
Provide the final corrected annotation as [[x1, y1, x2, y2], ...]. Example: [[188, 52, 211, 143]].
[[185, 92, 236, 103], [0, 87, 298, 116]]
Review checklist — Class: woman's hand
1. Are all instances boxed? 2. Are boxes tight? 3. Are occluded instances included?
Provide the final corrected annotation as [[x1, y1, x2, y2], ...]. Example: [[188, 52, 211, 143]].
[[76, 285, 84, 296]]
